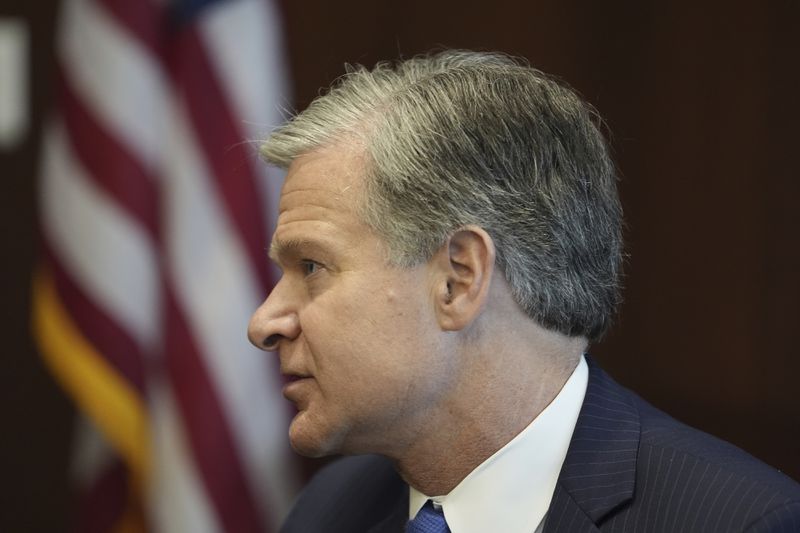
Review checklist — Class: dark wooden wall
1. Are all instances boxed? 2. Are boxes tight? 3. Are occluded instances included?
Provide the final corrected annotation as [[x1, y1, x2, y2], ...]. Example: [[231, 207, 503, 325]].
[[1, 1, 798, 531], [1, 1, 71, 532]]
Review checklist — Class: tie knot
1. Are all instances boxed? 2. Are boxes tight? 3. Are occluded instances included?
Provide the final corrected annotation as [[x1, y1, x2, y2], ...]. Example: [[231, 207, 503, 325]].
[[406, 501, 451, 533]]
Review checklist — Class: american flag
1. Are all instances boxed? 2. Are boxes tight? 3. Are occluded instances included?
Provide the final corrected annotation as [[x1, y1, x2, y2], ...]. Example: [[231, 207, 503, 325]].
[[31, 0, 299, 530]]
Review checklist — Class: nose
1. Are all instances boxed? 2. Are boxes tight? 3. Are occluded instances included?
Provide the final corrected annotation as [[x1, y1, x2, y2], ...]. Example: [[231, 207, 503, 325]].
[[248, 279, 301, 352]]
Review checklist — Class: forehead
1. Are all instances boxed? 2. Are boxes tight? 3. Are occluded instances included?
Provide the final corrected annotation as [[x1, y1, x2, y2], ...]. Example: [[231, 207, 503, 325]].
[[270, 146, 372, 259], [279, 145, 365, 210]]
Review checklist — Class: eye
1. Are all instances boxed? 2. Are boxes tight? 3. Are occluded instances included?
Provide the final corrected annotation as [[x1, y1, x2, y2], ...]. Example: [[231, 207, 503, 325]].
[[300, 259, 322, 277]]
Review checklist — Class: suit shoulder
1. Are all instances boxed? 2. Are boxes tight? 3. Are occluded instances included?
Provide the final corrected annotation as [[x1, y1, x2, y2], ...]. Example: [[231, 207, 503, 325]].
[[627, 391, 800, 530], [579, 359, 800, 531], [634, 394, 800, 494], [281, 455, 405, 533]]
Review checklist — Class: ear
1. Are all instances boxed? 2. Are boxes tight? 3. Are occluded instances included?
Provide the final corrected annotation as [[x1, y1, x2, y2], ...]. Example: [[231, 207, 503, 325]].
[[430, 225, 496, 331]]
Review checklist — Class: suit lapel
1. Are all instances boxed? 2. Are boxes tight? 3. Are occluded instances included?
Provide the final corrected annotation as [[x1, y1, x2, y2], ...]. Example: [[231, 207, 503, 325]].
[[544, 357, 640, 532], [545, 484, 602, 532]]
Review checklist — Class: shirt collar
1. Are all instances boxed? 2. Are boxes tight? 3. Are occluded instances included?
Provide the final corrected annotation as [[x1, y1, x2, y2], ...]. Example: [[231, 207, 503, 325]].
[[409, 355, 588, 533]]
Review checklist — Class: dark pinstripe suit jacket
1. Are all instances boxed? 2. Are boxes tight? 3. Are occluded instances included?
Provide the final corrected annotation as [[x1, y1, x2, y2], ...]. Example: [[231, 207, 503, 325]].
[[281, 358, 800, 532]]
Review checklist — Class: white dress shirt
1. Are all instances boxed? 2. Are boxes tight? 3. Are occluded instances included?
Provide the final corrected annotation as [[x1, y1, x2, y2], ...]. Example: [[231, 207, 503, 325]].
[[408, 355, 588, 533]]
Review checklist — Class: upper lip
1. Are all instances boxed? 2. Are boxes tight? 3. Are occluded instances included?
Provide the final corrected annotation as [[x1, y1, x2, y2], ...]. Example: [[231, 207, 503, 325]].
[[281, 369, 311, 382]]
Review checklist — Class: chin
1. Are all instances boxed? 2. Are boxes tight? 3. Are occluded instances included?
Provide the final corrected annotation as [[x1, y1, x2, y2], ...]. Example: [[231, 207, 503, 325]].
[[288, 412, 344, 458]]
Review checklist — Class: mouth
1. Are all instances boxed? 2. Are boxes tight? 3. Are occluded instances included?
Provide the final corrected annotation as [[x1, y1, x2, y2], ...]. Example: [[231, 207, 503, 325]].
[[281, 372, 312, 402], [282, 371, 310, 383]]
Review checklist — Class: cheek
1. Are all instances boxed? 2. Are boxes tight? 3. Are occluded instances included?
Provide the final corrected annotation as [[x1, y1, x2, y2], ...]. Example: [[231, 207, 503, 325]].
[[299, 295, 378, 380], [300, 307, 404, 397], [300, 274, 437, 389]]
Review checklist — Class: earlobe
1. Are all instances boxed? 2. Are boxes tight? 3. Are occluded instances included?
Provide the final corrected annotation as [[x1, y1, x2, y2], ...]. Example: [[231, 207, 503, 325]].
[[433, 226, 496, 331]]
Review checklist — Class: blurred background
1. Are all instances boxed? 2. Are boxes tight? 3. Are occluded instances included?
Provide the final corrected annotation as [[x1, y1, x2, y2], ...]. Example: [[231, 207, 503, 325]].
[[1, 0, 798, 531]]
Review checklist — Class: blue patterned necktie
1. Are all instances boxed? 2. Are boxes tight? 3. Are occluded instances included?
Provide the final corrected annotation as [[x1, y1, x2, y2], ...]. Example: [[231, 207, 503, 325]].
[[406, 500, 451, 533]]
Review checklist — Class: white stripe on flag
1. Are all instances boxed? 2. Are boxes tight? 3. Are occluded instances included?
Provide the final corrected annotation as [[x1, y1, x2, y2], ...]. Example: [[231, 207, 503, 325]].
[[199, 1, 300, 520], [162, 100, 298, 527], [200, 0, 290, 140], [149, 378, 222, 533], [41, 121, 159, 347], [59, 0, 167, 168], [199, 0, 289, 284], [70, 416, 115, 489]]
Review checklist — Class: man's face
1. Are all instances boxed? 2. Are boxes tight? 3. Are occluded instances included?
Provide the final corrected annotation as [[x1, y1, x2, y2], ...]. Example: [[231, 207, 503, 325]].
[[248, 146, 455, 458]]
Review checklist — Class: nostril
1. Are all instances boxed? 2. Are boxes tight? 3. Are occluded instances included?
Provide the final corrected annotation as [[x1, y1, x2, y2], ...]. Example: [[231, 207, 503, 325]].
[[264, 334, 282, 350]]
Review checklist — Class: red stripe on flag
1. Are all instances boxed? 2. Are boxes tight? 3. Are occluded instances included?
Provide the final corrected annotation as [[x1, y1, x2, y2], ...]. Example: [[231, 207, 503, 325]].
[[57, 66, 160, 242], [45, 245, 147, 393], [170, 27, 273, 293], [72, 458, 128, 533], [163, 286, 270, 532], [95, 0, 164, 58]]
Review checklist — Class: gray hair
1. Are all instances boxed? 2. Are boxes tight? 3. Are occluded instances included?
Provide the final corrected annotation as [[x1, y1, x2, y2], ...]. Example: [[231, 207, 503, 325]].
[[261, 50, 623, 341]]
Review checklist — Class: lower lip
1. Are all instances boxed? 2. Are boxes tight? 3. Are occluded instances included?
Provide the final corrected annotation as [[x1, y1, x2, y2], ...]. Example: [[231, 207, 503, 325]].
[[282, 377, 310, 399]]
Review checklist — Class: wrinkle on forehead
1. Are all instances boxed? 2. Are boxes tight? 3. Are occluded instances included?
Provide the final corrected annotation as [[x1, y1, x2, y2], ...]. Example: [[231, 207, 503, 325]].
[[285, 149, 366, 211], [277, 184, 364, 232], [278, 145, 367, 216], [278, 187, 355, 215], [272, 144, 376, 257]]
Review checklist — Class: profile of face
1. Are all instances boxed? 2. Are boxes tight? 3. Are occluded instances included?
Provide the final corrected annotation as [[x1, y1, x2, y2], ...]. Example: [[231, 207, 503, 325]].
[[248, 146, 457, 458]]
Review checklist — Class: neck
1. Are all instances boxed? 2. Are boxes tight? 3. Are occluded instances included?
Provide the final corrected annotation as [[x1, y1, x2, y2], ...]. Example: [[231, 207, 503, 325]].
[[391, 329, 584, 496]]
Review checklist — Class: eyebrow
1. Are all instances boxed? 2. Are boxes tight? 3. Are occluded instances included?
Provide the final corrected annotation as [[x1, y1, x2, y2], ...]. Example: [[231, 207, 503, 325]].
[[268, 238, 327, 265]]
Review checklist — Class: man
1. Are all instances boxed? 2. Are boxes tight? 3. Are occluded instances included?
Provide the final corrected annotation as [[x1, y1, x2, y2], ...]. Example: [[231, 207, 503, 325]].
[[248, 51, 800, 532]]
